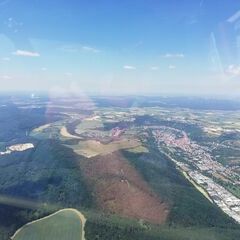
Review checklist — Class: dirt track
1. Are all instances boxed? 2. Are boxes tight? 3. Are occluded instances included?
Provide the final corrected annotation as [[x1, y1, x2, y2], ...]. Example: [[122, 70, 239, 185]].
[[80, 151, 169, 224]]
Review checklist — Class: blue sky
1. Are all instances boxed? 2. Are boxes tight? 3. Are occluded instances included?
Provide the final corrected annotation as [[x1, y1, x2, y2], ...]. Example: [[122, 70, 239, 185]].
[[0, 0, 240, 96]]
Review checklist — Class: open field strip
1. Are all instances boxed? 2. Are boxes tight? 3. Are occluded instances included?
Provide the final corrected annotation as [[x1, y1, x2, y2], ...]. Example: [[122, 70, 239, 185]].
[[11, 208, 86, 240], [60, 126, 82, 139], [32, 123, 51, 132]]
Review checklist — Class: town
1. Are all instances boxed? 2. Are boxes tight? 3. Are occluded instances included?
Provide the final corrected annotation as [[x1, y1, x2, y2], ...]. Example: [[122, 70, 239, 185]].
[[153, 126, 240, 223]]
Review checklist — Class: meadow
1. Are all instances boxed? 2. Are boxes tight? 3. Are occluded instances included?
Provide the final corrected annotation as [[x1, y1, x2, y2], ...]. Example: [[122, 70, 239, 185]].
[[12, 209, 86, 240]]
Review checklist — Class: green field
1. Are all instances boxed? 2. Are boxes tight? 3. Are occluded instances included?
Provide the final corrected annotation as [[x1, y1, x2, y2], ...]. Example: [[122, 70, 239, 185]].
[[11, 209, 86, 240]]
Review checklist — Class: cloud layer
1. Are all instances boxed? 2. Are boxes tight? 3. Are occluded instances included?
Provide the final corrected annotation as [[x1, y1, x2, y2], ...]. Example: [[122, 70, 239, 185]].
[[226, 65, 240, 76], [1, 75, 12, 80], [13, 50, 40, 57], [123, 65, 136, 70]]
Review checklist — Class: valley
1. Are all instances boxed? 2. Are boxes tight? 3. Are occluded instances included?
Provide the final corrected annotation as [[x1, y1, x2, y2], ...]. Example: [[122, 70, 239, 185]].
[[0, 95, 240, 239]]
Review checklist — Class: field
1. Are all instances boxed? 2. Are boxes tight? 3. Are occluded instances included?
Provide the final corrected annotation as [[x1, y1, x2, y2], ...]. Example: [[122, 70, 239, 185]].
[[75, 119, 103, 135], [72, 139, 143, 158], [11, 209, 86, 240]]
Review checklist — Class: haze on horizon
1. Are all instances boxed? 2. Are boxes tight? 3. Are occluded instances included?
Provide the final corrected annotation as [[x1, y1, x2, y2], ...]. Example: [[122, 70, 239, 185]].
[[0, 0, 240, 97]]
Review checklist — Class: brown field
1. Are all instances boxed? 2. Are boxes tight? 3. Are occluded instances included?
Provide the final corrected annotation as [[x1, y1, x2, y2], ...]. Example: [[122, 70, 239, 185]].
[[80, 151, 169, 224]]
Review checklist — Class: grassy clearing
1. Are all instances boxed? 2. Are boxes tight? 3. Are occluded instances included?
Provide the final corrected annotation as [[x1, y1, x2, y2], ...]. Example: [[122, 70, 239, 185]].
[[72, 139, 142, 158], [11, 208, 86, 240]]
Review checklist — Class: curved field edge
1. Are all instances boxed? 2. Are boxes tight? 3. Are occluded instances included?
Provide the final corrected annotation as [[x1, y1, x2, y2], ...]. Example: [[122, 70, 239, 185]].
[[11, 208, 86, 240]]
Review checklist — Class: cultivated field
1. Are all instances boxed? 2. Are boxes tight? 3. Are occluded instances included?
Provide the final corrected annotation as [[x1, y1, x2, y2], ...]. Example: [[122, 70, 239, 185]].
[[11, 208, 86, 240]]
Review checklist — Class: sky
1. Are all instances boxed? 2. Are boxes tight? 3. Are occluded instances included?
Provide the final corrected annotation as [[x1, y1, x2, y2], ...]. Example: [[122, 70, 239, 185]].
[[0, 0, 240, 96]]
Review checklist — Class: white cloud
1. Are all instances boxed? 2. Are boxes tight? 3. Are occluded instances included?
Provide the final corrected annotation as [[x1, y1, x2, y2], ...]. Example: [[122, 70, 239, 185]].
[[150, 66, 159, 70], [168, 65, 176, 69], [225, 65, 240, 76], [81, 46, 100, 53], [163, 53, 185, 58], [227, 10, 240, 23], [1, 75, 12, 80], [123, 65, 136, 70], [13, 50, 40, 57]]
